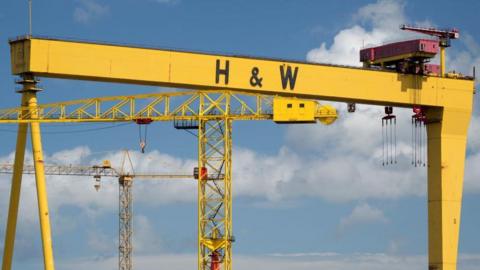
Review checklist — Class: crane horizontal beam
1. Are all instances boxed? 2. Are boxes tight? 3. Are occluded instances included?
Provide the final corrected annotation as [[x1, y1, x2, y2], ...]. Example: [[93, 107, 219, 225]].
[[0, 163, 193, 179], [9, 37, 475, 110], [0, 163, 117, 177], [400, 24, 460, 39], [0, 90, 337, 124]]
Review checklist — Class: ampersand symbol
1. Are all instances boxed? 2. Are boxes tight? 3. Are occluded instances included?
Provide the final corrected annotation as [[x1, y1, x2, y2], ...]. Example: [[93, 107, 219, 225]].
[[250, 67, 263, 87]]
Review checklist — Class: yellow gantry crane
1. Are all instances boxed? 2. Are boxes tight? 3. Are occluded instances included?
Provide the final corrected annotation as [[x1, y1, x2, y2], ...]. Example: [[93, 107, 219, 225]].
[[0, 87, 336, 270], [0, 154, 194, 270], [0, 36, 475, 270]]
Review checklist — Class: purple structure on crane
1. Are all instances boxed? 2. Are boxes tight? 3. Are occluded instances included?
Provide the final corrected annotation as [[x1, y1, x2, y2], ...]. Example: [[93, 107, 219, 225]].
[[360, 39, 440, 75]]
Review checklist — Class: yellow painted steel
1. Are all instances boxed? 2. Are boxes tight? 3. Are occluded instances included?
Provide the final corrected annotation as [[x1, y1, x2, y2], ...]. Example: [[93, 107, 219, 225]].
[[5, 36, 477, 270], [1, 94, 28, 270], [1, 76, 56, 270], [370, 52, 436, 66], [25, 88, 55, 270], [440, 47, 446, 77], [9, 37, 474, 109], [426, 107, 471, 270], [197, 117, 232, 270], [0, 91, 337, 124], [274, 97, 320, 123]]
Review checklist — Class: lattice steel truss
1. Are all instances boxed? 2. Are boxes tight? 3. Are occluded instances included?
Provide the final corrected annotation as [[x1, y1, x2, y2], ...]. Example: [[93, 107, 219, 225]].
[[0, 163, 118, 177], [119, 176, 133, 270], [0, 89, 336, 270], [0, 91, 274, 123], [198, 118, 232, 270]]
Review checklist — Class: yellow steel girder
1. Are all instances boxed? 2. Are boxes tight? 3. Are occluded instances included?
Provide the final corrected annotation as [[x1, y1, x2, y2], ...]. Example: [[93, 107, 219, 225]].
[[0, 90, 337, 124], [9, 37, 474, 110]]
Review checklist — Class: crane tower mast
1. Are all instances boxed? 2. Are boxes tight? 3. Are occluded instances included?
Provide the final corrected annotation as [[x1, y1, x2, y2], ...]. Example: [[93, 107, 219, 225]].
[[0, 161, 193, 270]]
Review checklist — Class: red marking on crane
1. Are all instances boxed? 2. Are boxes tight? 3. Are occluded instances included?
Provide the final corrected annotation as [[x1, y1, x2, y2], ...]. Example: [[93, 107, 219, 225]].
[[134, 118, 153, 125], [210, 251, 221, 270], [200, 167, 208, 180]]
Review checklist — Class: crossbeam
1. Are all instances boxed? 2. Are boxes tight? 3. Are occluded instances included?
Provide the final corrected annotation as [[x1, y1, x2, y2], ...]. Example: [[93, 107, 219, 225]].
[[0, 163, 192, 179], [9, 37, 474, 109]]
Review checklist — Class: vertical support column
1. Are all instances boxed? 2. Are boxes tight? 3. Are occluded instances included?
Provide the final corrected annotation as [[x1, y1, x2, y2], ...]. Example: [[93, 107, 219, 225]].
[[426, 107, 471, 270], [198, 120, 206, 270], [440, 47, 446, 77], [119, 176, 133, 270], [22, 75, 55, 270], [198, 118, 233, 270], [224, 119, 232, 270], [29, 98, 56, 270], [1, 94, 29, 270]]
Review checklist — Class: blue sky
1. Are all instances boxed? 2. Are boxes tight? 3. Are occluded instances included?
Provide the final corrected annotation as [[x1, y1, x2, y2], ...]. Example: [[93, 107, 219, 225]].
[[0, 0, 479, 269]]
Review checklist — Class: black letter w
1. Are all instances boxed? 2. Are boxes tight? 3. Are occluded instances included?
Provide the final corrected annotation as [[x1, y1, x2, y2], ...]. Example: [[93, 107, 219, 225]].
[[280, 65, 299, 90]]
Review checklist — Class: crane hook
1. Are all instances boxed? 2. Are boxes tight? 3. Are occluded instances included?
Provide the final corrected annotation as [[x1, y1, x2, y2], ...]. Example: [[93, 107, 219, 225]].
[[94, 175, 101, 191], [382, 106, 397, 166], [411, 106, 427, 167], [134, 118, 153, 154]]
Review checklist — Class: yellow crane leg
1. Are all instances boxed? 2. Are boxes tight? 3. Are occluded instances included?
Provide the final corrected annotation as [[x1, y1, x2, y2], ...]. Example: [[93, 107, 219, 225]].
[[29, 97, 55, 270], [1, 95, 29, 270], [22, 76, 55, 270], [427, 108, 471, 270]]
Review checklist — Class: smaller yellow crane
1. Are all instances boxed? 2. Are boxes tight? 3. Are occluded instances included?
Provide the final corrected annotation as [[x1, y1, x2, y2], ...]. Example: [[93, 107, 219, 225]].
[[0, 150, 193, 270], [0, 89, 338, 270]]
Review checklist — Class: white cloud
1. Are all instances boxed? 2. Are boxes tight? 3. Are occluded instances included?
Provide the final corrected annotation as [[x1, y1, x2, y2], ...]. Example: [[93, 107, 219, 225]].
[[134, 215, 163, 253], [449, 33, 480, 77], [233, 143, 426, 203], [306, 0, 411, 66], [306, 0, 437, 66], [87, 229, 114, 254], [0, 126, 443, 227], [281, 104, 427, 202], [55, 252, 480, 270], [386, 238, 406, 254], [354, 0, 406, 29], [73, 0, 109, 24], [464, 150, 480, 192], [467, 115, 480, 151], [0, 147, 197, 231], [338, 203, 388, 234]]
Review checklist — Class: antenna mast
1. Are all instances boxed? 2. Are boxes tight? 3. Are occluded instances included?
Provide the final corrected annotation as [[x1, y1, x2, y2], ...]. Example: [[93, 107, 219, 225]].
[[28, 0, 32, 36]]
